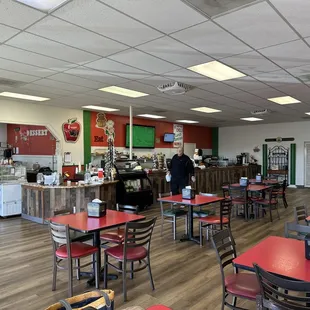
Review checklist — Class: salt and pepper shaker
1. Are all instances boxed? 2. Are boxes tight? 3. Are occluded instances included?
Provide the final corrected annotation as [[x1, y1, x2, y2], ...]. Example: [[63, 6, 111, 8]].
[[73, 206, 76, 214]]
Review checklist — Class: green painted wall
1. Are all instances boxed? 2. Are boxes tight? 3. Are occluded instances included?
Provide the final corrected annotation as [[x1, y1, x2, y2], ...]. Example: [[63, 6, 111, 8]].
[[212, 127, 219, 156], [83, 110, 91, 165], [290, 143, 296, 185]]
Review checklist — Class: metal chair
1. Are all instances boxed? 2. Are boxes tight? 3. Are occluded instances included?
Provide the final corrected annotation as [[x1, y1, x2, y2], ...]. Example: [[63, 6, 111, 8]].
[[254, 263, 310, 309], [284, 221, 310, 240], [49, 222, 100, 297], [100, 204, 139, 247], [211, 229, 260, 310], [222, 182, 230, 199], [193, 192, 217, 218], [229, 185, 249, 220], [254, 187, 280, 222], [294, 206, 308, 224], [103, 217, 157, 302], [159, 192, 187, 240], [256, 295, 293, 310], [199, 199, 232, 246]]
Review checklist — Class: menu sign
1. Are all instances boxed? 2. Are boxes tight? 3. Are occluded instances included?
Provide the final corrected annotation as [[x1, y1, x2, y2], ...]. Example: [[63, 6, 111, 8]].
[[173, 124, 183, 148]]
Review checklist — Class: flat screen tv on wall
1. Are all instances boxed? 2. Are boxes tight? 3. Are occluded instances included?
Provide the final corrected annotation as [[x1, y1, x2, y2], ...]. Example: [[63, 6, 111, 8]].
[[125, 124, 155, 148]]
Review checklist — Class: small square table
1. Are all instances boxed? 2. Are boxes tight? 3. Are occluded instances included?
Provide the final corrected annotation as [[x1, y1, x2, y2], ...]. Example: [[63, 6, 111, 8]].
[[233, 236, 310, 282], [157, 194, 225, 243]]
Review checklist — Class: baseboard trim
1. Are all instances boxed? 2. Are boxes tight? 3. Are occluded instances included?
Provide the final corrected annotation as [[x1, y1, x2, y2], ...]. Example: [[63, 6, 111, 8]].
[[288, 185, 297, 188]]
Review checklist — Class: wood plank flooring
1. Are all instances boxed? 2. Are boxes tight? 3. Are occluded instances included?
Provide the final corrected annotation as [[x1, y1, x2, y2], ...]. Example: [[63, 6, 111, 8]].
[[0, 188, 306, 310]]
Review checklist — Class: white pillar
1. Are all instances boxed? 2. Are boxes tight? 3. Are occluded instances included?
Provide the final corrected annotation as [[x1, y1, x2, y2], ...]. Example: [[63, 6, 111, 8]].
[[129, 106, 133, 160]]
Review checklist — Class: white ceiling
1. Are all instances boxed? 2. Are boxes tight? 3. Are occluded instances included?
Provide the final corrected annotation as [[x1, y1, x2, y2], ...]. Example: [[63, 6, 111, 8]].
[[0, 0, 310, 127]]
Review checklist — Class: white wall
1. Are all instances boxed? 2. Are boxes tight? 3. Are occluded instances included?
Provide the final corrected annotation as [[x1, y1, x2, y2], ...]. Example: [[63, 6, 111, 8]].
[[219, 121, 310, 186], [0, 99, 83, 172], [0, 123, 7, 143]]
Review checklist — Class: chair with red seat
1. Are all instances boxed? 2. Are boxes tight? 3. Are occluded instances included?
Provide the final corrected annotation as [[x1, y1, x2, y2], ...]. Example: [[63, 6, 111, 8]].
[[49, 222, 100, 297], [211, 229, 260, 310], [276, 179, 288, 208], [199, 199, 232, 246], [229, 185, 249, 220], [103, 217, 157, 302]]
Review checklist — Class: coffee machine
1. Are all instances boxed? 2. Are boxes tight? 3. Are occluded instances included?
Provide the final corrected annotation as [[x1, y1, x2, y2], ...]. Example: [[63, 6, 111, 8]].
[[236, 155, 243, 165], [236, 153, 249, 165]]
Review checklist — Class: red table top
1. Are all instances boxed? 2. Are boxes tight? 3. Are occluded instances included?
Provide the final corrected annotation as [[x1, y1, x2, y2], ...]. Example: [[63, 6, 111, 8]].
[[233, 236, 310, 282], [157, 194, 225, 206], [49, 210, 146, 233], [222, 184, 271, 191], [249, 179, 279, 184]]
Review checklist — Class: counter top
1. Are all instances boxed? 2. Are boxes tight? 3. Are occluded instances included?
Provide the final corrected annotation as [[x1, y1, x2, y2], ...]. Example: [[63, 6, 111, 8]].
[[22, 181, 117, 189]]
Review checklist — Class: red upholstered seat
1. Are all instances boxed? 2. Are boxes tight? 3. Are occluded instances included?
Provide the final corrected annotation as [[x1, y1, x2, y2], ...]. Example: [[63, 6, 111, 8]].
[[232, 198, 246, 204], [105, 244, 147, 260], [100, 229, 126, 243], [199, 216, 229, 224], [225, 273, 260, 300], [147, 306, 172, 310], [56, 242, 98, 259], [255, 198, 277, 205]]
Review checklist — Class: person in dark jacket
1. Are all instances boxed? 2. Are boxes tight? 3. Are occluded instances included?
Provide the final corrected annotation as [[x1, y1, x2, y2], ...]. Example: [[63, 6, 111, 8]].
[[167, 147, 195, 194]]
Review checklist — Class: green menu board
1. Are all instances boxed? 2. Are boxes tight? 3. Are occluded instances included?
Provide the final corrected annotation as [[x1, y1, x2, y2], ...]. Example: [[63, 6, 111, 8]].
[[126, 124, 155, 148]]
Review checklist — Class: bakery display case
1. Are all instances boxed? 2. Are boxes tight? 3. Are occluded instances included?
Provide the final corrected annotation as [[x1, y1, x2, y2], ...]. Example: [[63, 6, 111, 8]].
[[114, 160, 153, 210]]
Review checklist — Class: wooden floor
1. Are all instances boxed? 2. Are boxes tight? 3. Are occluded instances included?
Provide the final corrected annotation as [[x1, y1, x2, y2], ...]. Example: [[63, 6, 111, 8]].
[[0, 188, 306, 310]]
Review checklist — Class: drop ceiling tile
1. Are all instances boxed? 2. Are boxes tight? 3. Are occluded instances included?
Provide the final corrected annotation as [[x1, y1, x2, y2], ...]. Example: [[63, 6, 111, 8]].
[[259, 40, 310, 69], [248, 87, 286, 100], [0, 24, 20, 43], [27, 16, 127, 57], [287, 64, 310, 85], [142, 94, 175, 104], [254, 70, 301, 87], [113, 81, 158, 95], [84, 58, 150, 80], [163, 69, 214, 86], [199, 82, 241, 95], [186, 88, 217, 100], [0, 58, 56, 78], [0, 45, 75, 71], [19, 83, 74, 97], [172, 21, 251, 59], [48, 72, 104, 89], [226, 92, 262, 103], [0, 0, 45, 30], [6, 32, 101, 64], [108, 49, 180, 74], [271, 0, 310, 38], [220, 51, 280, 75], [53, 0, 162, 46], [138, 36, 212, 68], [215, 2, 299, 49], [223, 77, 267, 92], [272, 84, 310, 103], [99, 0, 207, 34], [0, 68, 39, 83], [64, 67, 129, 85], [34, 79, 92, 93], [138, 75, 174, 87]]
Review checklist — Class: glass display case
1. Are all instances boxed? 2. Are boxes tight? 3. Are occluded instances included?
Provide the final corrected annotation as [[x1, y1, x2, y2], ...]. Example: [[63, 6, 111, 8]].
[[0, 165, 27, 183]]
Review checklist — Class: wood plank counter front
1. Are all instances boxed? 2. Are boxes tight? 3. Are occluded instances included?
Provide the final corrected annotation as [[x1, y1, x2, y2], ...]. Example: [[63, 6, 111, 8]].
[[21, 181, 117, 224], [148, 165, 261, 203]]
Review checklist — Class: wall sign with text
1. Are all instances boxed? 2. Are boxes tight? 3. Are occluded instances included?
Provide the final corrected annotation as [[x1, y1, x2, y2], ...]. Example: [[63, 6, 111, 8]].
[[62, 118, 81, 143], [173, 124, 183, 148]]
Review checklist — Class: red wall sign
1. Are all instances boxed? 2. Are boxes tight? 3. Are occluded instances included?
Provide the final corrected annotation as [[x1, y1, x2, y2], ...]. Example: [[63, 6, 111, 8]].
[[62, 118, 81, 143]]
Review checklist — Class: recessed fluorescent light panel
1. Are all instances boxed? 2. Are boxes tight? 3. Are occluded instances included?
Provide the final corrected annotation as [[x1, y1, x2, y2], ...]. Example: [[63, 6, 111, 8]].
[[82, 105, 120, 112], [176, 120, 199, 124], [305, 112, 310, 115], [137, 114, 166, 119], [0, 92, 50, 102], [267, 96, 300, 105], [188, 61, 246, 81], [15, 0, 70, 13], [99, 86, 149, 98], [241, 117, 263, 122], [191, 107, 221, 113]]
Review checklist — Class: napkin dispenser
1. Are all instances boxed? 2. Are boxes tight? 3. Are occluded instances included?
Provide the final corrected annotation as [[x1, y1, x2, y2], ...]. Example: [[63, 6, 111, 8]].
[[305, 234, 310, 260], [239, 177, 248, 187], [182, 187, 195, 200], [256, 173, 262, 183], [87, 199, 107, 217]]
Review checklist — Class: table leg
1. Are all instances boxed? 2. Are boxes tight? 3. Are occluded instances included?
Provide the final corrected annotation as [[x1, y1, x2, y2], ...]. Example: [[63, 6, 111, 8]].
[[180, 205, 199, 244]]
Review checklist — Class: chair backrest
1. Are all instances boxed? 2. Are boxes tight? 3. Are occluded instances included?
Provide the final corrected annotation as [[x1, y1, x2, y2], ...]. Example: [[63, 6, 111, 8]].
[[211, 229, 237, 293], [49, 222, 71, 256], [294, 206, 308, 223], [256, 295, 294, 310], [123, 217, 157, 254], [159, 192, 173, 214], [254, 263, 310, 309], [284, 221, 310, 240], [222, 182, 230, 198], [116, 204, 139, 214], [228, 185, 246, 201], [220, 199, 232, 229], [54, 208, 72, 216], [282, 179, 287, 191], [199, 192, 218, 197]]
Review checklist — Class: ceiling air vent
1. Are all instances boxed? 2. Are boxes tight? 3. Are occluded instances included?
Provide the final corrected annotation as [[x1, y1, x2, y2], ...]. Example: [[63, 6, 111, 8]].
[[251, 109, 271, 115], [0, 78, 26, 87], [157, 82, 193, 95]]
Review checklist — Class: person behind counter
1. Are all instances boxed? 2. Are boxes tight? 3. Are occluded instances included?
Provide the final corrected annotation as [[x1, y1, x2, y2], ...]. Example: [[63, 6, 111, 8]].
[[167, 147, 195, 195]]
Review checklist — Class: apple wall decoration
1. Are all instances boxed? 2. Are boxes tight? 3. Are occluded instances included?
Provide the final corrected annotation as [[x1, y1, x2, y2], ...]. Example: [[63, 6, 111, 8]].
[[62, 118, 81, 143]]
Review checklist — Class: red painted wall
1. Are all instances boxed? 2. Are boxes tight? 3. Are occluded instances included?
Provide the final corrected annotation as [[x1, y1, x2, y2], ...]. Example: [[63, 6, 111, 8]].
[[7, 124, 56, 155], [91, 112, 212, 149]]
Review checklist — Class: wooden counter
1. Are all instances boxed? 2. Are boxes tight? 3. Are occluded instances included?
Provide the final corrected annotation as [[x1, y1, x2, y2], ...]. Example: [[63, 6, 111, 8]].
[[148, 165, 261, 203], [21, 181, 117, 224]]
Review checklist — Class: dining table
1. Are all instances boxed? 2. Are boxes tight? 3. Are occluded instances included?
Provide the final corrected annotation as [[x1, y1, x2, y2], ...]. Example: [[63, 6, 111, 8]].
[[49, 210, 146, 285], [157, 194, 225, 244], [233, 236, 310, 282], [248, 179, 279, 185]]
